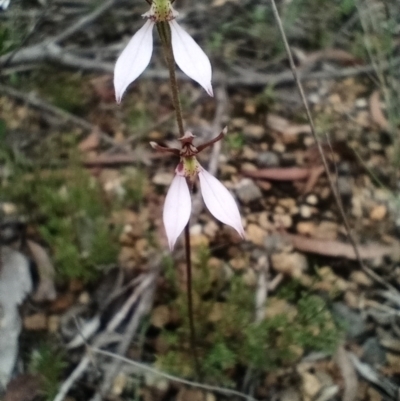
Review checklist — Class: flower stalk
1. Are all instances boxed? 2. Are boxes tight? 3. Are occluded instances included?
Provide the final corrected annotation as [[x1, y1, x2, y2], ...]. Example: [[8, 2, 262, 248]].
[[157, 21, 185, 136]]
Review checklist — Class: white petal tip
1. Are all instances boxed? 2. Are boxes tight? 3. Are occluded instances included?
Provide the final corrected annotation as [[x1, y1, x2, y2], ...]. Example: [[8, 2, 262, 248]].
[[206, 85, 214, 97], [169, 20, 213, 98], [163, 175, 191, 252], [113, 20, 154, 104]]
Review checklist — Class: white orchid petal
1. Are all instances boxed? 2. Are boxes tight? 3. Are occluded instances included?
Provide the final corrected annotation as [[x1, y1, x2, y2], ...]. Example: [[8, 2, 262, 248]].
[[198, 169, 244, 238], [163, 175, 191, 250], [169, 19, 213, 97], [114, 20, 154, 103]]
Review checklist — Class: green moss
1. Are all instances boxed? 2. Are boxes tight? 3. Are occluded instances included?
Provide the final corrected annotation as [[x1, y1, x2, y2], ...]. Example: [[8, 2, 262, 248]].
[[29, 343, 67, 401], [1, 151, 119, 280]]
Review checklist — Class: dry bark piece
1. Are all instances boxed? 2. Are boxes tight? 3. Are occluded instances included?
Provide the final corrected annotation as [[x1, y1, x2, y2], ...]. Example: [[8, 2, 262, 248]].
[[267, 113, 312, 136], [243, 167, 310, 181], [335, 345, 358, 401], [288, 234, 399, 260], [78, 130, 101, 152], [369, 90, 389, 131], [27, 240, 56, 302]]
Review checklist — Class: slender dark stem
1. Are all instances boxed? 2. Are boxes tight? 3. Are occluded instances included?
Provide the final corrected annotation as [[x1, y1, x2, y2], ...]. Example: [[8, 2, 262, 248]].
[[157, 21, 202, 377], [184, 223, 202, 379], [157, 22, 185, 136]]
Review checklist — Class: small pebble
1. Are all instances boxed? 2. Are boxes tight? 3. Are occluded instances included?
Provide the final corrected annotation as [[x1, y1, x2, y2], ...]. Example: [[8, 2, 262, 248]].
[[300, 205, 313, 219], [272, 142, 286, 153], [370, 204, 387, 221], [306, 194, 318, 205], [236, 178, 262, 204], [243, 124, 265, 139], [355, 98, 368, 108], [256, 151, 280, 167], [273, 214, 292, 228]]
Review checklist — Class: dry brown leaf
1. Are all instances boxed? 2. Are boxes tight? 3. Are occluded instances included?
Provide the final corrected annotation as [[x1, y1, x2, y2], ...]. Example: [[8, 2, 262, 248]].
[[288, 234, 398, 260], [299, 48, 361, 67], [267, 114, 312, 136], [369, 90, 389, 131], [335, 345, 358, 401], [243, 167, 310, 181], [27, 240, 56, 302], [78, 130, 101, 152]]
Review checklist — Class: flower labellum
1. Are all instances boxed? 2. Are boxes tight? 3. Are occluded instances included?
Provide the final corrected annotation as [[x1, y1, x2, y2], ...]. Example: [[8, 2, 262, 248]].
[[151, 129, 244, 250], [114, 0, 213, 102]]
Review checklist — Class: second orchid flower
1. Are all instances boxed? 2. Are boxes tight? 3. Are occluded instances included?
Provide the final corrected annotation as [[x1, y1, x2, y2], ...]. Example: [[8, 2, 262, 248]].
[[151, 129, 245, 250], [114, 0, 213, 102]]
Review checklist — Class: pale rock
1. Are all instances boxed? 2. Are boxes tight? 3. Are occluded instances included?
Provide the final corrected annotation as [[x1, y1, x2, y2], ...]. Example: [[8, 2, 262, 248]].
[[320, 186, 331, 200], [273, 213, 292, 228], [236, 178, 262, 204], [352, 195, 364, 218], [243, 124, 265, 139], [304, 136, 315, 147], [151, 305, 170, 328], [370, 204, 387, 221], [23, 313, 47, 331], [243, 268, 256, 287], [230, 257, 247, 271], [271, 252, 308, 278], [203, 220, 219, 238], [313, 221, 338, 240], [144, 372, 169, 392], [289, 206, 299, 215], [265, 298, 297, 321], [47, 315, 60, 333], [219, 164, 237, 175], [300, 205, 313, 218], [257, 180, 272, 191], [306, 194, 318, 205], [241, 162, 257, 172], [190, 234, 209, 248], [259, 212, 273, 231], [368, 141, 382, 151], [278, 198, 296, 209], [1, 203, 17, 215], [152, 171, 174, 186], [78, 291, 91, 305], [337, 176, 353, 197], [231, 117, 247, 129], [112, 372, 128, 396], [344, 291, 359, 309], [208, 303, 224, 323], [242, 145, 257, 160], [350, 271, 373, 287], [355, 98, 368, 108], [246, 224, 267, 246], [257, 151, 279, 167], [272, 142, 286, 153], [190, 224, 202, 235]]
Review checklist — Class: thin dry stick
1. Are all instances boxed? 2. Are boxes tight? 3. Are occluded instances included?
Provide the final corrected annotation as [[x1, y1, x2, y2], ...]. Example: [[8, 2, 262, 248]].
[[269, 0, 396, 292], [89, 347, 257, 401]]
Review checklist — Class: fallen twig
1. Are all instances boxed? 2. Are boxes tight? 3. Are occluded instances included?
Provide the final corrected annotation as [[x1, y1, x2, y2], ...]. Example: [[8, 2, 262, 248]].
[[288, 234, 399, 261], [89, 347, 258, 401]]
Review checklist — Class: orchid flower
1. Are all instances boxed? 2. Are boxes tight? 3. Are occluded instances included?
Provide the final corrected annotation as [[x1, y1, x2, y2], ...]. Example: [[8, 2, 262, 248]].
[[114, 0, 213, 103], [151, 129, 245, 250]]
